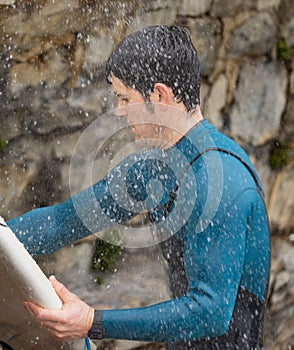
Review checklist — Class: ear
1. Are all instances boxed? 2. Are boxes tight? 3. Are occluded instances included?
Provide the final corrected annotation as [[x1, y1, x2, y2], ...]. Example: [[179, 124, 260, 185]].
[[153, 83, 173, 110]]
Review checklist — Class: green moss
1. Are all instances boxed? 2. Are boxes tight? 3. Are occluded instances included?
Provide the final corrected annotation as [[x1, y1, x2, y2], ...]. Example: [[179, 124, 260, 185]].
[[92, 228, 122, 285], [277, 39, 291, 61], [269, 140, 290, 170], [0, 138, 6, 151]]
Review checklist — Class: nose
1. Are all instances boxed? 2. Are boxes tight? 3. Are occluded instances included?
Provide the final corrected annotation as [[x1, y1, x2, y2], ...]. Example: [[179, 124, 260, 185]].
[[115, 106, 127, 118]]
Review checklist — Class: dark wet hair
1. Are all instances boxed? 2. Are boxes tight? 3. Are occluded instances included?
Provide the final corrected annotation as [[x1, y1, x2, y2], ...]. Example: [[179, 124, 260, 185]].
[[106, 25, 201, 111]]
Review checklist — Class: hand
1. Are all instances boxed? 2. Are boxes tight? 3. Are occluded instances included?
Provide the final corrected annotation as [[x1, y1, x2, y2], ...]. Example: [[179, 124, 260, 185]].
[[23, 275, 94, 341]]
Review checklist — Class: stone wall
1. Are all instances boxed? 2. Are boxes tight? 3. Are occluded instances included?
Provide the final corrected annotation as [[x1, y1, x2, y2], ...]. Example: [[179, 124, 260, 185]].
[[0, 0, 294, 349]]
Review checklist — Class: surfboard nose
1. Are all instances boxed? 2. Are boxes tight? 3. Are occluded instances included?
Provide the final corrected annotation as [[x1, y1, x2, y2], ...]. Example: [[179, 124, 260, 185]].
[[0, 216, 8, 227]]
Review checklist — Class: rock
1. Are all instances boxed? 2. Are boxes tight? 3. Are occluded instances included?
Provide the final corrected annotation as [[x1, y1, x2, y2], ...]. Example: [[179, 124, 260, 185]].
[[257, 0, 281, 10], [265, 236, 294, 350], [200, 81, 210, 112], [0, 162, 38, 218], [281, 61, 294, 141], [8, 42, 70, 96], [178, 0, 212, 17], [0, 112, 23, 141], [0, 0, 15, 5], [274, 270, 290, 292], [290, 61, 294, 93], [204, 74, 228, 130], [282, 96, 294, 142], [140, 0, 170, 11], [211, 0, 256, 17], [265, 237, 294, 349], [249, 144, 275, 200], [276, 239, 294, 272], [226, 12, 277, 57], [83, 33, 115, 79], [125, 4, 177, 36], [180, 17, 222, 77], [280, 0, 294, 49], [268, 162, 294, 234], [66, 83, 112, 114], [230, 60, 288, 146]]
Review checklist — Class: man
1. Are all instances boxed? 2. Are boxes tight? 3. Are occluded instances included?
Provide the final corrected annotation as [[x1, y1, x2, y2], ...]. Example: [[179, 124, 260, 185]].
[[8, 25, 271, 349]]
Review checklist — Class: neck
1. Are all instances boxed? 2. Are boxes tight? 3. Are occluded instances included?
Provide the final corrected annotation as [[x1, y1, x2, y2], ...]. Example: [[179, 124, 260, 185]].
[[189, 105, 204, 124], [172, 105, 204, 144], [159, 105, 204, 149]]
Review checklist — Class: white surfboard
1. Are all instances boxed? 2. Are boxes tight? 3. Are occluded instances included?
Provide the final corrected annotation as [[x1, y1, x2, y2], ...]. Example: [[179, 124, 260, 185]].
[[0, 216, 96, 350]]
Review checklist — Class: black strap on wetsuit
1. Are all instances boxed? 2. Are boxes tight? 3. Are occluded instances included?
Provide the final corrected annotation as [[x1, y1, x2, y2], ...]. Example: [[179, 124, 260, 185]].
[[156, 147, 264, 217]]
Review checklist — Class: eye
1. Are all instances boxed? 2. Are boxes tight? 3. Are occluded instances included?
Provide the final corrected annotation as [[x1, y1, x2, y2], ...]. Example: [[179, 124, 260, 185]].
[[114, 92, 129, 104]]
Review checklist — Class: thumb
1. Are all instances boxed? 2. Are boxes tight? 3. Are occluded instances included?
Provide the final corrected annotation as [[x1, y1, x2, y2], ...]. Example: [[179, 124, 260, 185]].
[[49, 275, 75, 304]]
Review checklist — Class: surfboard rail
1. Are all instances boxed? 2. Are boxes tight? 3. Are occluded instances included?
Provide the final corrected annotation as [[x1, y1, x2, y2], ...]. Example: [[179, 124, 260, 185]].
[[0, 216, 96, 350]]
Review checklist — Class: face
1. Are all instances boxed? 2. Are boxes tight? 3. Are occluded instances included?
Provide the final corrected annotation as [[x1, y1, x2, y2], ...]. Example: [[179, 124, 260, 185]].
[[110, 74, 170, 145]]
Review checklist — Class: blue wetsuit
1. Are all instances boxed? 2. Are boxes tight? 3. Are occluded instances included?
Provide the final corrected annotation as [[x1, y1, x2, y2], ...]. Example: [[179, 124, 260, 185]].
[[8, 119, 270, 349]]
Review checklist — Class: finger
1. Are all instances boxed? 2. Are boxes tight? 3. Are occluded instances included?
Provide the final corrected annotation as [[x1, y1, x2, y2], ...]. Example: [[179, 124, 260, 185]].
[[40, 322, 69, 341], [23, 301, 44, 317], [23, 301, 47, 328], [41, 321, 75, 342], [49, 276, 76, 304], [24, 301, 65, 323], [42, 320, 67, 332]]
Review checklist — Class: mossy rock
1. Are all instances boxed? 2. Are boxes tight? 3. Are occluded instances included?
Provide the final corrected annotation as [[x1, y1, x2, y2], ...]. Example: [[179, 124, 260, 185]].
[[92, 228, 122, 285], [269, 140, 290, 170]]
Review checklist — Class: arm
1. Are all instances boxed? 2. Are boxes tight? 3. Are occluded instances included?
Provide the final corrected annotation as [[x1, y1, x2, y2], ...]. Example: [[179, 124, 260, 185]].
[[7, 153, 168, 256], [7, 177, 126, 256], [7, 154, 152, 256], [24, 190, 253, 343]]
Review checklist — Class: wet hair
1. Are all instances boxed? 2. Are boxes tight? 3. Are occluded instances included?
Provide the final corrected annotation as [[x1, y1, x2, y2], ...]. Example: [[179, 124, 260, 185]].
[[106, 25, 201, 111]]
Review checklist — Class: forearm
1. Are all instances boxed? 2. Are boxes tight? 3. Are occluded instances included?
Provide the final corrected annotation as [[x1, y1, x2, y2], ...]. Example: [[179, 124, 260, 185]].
[[6, 152, 174, 256], [7, 199, 92, 256], [89, 293, 231, 343], [7, 180, 119, 256]]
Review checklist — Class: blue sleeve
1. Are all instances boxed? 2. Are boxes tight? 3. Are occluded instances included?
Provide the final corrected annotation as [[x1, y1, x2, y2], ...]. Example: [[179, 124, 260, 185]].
[[7, 153, 176, 256], [100, 190, 254, 342], [6, 177, 128, 256]]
